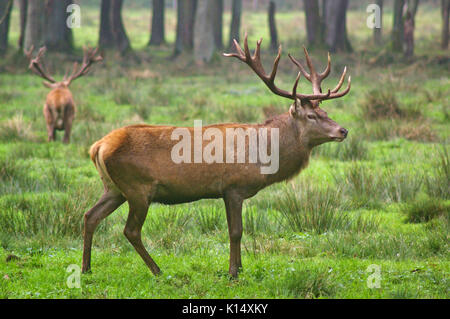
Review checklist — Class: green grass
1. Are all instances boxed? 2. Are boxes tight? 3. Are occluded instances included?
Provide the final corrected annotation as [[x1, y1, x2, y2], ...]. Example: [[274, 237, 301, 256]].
[[0, 4, 449, 298]]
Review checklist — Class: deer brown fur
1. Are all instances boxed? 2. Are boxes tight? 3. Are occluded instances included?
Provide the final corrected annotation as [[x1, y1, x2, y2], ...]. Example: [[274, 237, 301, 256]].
[[25, 46, 102, 143], [82, 36, 351, 278]]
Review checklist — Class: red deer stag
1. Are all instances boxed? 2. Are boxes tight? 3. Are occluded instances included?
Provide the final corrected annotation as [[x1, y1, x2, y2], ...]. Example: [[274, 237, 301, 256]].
[[82, 35, 351, 278], [25, 46, 102, 144]]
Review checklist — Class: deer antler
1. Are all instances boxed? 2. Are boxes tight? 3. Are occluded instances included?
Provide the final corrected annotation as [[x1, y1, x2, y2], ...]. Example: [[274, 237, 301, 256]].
[[64, 47, 103, 86], [224, 34, 351, 104], [24, 46, 56, 84], [223, 34, 330, 101], [288, 47, 351, 101]]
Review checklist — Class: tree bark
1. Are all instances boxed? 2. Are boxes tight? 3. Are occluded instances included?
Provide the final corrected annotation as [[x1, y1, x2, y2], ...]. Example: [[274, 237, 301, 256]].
[[442, 0, 449, 49], [268, 1, 278, 52], [99, 0, 114, 49], [304, 0, 322, 48], [110, 0, 131, 54], [229, 0, 242, 48], [174, 0, 196, 55], [373, 0, 383, 45], [149, 0, 165, 46], [18, 0, 27, 49], [24, 0, 46, 53], [45, 0, 73, 52], [194, 0, 216, 63], [392, 0, 405, 52], [212, 0, 223, 50], [324, 0, 352, 52], [99, 0, 131, 54], [0, 0, 12, 55]]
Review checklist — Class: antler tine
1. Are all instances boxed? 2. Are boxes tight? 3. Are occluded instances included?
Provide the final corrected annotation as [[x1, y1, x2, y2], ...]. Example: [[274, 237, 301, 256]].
[[292, 71, 301, 98], [288, 53, 310, 81], [320, 52, 331, 79], [330, 75, 351, 98], [302, 46, 316, 78], [25, 45, 56, 83], [331, 66, 347, 93], [64, 46, 102, 85]]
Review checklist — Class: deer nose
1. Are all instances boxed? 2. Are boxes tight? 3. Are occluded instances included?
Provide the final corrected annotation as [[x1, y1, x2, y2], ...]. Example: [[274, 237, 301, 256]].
[[340, 128, 348, 138]]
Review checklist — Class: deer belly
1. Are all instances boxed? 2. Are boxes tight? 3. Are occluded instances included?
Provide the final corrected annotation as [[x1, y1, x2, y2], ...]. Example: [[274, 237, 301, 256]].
[[153, 174, 223, 204]]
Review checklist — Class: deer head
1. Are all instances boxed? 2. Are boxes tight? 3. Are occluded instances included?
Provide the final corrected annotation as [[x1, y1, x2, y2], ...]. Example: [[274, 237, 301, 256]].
[[224, 34, 351, 147], [24, 46, 103, 89]]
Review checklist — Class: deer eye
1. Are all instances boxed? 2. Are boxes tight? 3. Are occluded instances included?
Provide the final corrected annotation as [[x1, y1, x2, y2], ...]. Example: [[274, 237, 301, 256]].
[[307, 114, 316, 120]]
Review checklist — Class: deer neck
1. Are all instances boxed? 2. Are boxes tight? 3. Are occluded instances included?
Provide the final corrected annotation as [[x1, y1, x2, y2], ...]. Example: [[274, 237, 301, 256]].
[[260, 112, 312, 185]]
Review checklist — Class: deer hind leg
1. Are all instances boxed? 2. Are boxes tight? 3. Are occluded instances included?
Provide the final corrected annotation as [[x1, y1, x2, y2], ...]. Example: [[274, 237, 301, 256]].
[[82, 190, 125, 273], [62, 104, 75, 144], [224, 192, 244, 278], [123, 194, 161, 276]]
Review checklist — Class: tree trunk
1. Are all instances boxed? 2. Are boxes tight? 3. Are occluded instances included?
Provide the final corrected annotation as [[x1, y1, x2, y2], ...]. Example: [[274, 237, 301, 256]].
[[229, 0, 242, 48], [99, 0, 114, 49], [110, 0, 131, 54], [268, 1, 278, 52], [304, 0, 322, 48], [24, 0, 46, 53], [194, 0, 216, 64], [0, 0, 12, 55], [373, 0, 383, 45], [174, 0, 196, 55], [18, 0, 27, 49], [149, 0, 165, 46], [45, 0, 73, 52], [392, 0, 405, 52], [442, 0, 449, 49], [212, 0, 223, 50], [403, 0, 419, 57], [324, 0, 352, 52]]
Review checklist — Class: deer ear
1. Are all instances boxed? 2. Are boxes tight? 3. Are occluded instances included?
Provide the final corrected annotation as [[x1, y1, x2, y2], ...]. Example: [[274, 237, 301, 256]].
[[289, 99, 302, 117]]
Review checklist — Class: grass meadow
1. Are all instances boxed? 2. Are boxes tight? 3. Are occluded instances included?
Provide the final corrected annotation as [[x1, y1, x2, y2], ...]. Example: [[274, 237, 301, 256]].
[[0, 3, 449, 298]]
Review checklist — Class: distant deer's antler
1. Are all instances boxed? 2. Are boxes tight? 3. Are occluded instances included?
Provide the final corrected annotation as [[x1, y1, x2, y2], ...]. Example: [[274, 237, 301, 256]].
[[64, 47, 103, 85], [223, 34, 351, 105], [24, 46, 56, 84]]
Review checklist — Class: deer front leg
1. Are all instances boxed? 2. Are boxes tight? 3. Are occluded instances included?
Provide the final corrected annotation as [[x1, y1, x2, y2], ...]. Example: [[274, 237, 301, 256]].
[[62, 104, 75, 144], [224, 192, 244, 278]]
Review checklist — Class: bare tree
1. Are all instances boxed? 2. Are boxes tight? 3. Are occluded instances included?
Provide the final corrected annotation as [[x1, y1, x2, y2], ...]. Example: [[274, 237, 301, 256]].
[[24, 0, 46, 53], [99, 0, 131, 54], [212, 0, 223, 50], [268, 1, 278, 52], [373, 0, 383, 45], [442, 0, 449, 49], [149, 0, 165, 46], [304, 0, 323, 48], [194, 0, 216, 63], [45, 0, 73, 52], [324, 0, 352, 52], [229, 0, 242, 48], [174, 0, 197, 56], [392, 0, 405, 52], [0, 0, 13, 55], [18, 0, 27, 49], [403, 1, 420, 57]]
